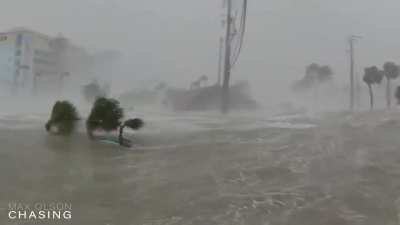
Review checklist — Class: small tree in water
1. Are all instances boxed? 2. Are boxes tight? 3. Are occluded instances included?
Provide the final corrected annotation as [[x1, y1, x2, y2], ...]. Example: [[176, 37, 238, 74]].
[[86, 97, 123, 139], [46, 101, 79, 135], [363, 66, 383, 110], [86, 97, 144, 146], [119, 118, 144, 146]]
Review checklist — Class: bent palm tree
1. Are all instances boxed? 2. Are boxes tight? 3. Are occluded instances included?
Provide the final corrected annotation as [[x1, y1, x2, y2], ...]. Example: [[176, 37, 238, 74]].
[[46, 101, 79, 135], [119, 118, 144, 146], [86, 97, 123, 139], [87, 97, 144, 147], [383, 62, 399, 109], [363, 66, 383, 110]]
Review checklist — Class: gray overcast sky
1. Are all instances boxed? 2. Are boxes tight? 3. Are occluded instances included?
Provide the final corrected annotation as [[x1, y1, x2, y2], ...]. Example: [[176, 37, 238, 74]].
[[1, 0, 400, 97]]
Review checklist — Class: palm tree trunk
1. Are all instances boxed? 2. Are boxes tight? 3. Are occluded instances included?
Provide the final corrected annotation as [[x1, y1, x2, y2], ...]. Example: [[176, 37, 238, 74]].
[[387, 78, 391, 109], [119, 125, 125, 145], [368, 84, 374, 110]]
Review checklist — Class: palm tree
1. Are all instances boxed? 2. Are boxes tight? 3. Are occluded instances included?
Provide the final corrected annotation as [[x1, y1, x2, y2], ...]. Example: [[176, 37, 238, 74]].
[[86, 97, 124, 139], [86, 97, 144, 147], [46, 101, 79, 135], [363, 66, 383, 110], [118, 118, 144, 146], [383, 62, 399, 109]]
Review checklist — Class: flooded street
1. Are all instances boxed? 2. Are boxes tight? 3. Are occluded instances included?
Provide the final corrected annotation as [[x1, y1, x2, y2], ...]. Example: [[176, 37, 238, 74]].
[[1, 110, 400, 225], [2, 0, 400, 224]]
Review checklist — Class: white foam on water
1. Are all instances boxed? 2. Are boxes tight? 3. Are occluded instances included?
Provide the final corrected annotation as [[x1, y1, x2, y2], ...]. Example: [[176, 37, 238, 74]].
[[126, 109, 316, 136]]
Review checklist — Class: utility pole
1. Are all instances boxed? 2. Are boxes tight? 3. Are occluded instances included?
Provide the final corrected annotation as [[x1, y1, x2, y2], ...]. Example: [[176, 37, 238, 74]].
[[221, 0, 232, 114], [217, 37, 224, 86], [348, 35, 362, 111]]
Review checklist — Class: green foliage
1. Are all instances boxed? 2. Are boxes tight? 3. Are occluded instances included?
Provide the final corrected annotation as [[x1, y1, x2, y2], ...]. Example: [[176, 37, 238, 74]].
[[46, 101, 79, 135], [86, 97, 124, 133], [124, 118, 144, 130], [119, 118, 144, 146]]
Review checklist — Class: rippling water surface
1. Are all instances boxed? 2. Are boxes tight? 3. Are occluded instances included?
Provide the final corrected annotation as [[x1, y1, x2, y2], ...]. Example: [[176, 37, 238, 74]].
[[1, 109, 400, 225]]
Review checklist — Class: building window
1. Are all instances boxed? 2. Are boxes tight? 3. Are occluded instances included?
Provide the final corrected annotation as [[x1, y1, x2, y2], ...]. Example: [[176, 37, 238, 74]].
[[15, 49, 21, 56]]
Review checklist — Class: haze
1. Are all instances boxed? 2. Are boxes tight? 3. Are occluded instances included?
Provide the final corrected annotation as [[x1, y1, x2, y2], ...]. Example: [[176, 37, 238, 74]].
[[3, 1, 400, 224], [2, 0, 400, 104]]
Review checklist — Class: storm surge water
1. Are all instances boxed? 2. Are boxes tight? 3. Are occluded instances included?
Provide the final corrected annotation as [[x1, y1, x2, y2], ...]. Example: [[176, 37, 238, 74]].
[[1, 102, 400, 225]]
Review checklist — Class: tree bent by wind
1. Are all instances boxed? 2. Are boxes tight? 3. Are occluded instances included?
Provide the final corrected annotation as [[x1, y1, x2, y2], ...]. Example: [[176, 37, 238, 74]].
[[291, 64, 333, 110], [292, 63, 333, 92], [45, 101, 80, 136], [45, 98, 144, 147], [363, 66, 383, 110], [86, 97, 144, 147]]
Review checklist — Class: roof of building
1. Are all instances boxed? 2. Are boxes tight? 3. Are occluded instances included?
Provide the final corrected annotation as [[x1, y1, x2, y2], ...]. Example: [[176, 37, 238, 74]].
[[4, 27, 52, 40]]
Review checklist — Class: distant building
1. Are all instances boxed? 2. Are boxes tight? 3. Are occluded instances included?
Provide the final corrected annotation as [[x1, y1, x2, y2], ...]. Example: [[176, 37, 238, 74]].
[[0, 27, 92, 94]]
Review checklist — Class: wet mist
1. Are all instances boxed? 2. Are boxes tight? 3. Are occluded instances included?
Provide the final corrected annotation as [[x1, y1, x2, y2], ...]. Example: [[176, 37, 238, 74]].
[[4, 1, 400, 225], [1, 0, 400, 113]]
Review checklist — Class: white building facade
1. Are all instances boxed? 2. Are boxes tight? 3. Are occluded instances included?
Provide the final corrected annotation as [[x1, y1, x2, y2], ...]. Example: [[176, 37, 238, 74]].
[[0, 28, 91, 94]]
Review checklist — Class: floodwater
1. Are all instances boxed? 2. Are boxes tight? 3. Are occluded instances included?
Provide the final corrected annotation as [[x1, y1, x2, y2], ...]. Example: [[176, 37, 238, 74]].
[[1, 108, 400, 225]]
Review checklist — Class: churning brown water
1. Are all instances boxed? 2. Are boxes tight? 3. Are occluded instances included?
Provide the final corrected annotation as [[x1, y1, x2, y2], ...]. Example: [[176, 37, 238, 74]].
[[1, 110, 400, 225]]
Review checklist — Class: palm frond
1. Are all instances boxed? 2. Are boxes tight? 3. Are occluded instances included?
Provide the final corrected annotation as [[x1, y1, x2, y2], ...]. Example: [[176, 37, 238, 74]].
[[124, 118, 144, 130]]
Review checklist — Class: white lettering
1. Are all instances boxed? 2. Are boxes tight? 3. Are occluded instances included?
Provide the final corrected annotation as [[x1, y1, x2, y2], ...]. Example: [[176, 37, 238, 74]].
[[63, 211, 72, 220], [18, 211, 27, 219], [8, 211, 16, 219], [38, 211, 46, 219], [28, 211, 37, 219]]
